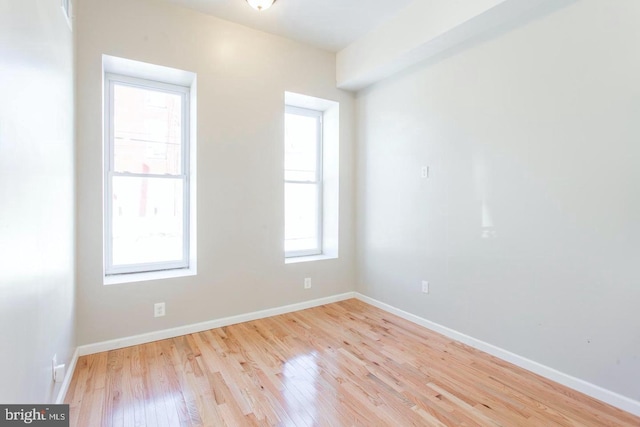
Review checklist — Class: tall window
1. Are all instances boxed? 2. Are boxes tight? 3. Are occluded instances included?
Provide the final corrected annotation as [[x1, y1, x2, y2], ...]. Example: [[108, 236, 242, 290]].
[[285, 106, 323, 257], [104, 74, 190, 275]]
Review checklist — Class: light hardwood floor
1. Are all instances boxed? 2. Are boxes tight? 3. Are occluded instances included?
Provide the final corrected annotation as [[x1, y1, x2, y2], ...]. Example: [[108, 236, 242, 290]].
[[65, 299, 640, 426]]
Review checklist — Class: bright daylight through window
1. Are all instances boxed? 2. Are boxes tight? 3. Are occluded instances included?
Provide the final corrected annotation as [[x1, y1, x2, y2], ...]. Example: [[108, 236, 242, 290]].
[[105, 74, 190, 275], [284, 106, 323, 257]]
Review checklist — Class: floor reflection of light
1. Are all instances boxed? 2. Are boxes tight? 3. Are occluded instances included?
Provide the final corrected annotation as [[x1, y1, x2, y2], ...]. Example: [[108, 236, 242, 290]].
[[282, 352, 319, 426]]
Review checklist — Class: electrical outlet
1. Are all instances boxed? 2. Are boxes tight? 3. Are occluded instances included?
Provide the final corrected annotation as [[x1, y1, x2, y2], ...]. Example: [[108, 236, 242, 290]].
[[52, 354, 65, 382], [154, 302, 166, 317], [422, 280, 429, 294], [53, 364, 65, 383], [52, 354, 57, 381], [421, 166, 429, 178], [304, 278, 312, 289]]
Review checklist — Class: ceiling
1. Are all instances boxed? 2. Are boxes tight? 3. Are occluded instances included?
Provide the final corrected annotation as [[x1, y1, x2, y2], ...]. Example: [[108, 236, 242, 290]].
[[166, 0, 414, 52]]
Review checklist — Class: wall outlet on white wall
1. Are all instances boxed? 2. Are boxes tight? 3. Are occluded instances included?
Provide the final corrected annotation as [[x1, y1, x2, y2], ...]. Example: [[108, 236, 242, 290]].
[[154, 302, 166, 317], [421, 166, 429, 178], [52, 354, 57, 381], [53, 364, 65, 383], [422, 280, 429, 294], [304, 278, 312, 289], [52, 354, 65, 382]]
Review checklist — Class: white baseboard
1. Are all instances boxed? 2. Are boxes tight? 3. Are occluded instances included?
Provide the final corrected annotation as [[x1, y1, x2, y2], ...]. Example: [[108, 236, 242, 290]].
[[60, 290, 640, 417], [55, 347, 79, 404], [76, 292, 356, 357], [354, 292, 640, 417]]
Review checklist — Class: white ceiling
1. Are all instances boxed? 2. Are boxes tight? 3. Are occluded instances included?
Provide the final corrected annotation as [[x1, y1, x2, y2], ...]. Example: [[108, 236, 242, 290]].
[[166, 0, 415, 52]]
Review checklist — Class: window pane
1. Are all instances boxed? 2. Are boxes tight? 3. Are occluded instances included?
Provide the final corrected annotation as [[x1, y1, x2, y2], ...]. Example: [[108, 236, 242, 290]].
[[113, 84, 183, 175], [285, 112, 318, 181], [111, 176, 184, 266], [285, 182, 319, 253]]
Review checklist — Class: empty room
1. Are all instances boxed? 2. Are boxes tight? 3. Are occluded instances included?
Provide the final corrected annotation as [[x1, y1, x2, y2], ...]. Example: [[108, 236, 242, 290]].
[[1, 0, 639, 425]]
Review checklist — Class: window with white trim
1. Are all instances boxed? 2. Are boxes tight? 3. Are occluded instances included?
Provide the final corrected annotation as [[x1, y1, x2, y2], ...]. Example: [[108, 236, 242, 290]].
[[284, 106, 323, 257], [104, 73, 191, 275]]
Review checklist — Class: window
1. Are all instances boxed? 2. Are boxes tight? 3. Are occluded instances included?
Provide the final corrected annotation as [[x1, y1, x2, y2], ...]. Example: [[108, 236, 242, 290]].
[[285, 106, 323, 257], [284, 92, 340, 263], [104, 73, 190, 276]]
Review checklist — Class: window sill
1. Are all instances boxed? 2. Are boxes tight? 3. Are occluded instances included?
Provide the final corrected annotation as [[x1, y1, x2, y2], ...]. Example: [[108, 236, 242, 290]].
[[104, 267, 196, 285], [285, 254, 337, 264]]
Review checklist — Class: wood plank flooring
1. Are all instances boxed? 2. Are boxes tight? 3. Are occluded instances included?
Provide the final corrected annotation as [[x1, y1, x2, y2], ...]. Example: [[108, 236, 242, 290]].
[[65, 299, 640, 426]]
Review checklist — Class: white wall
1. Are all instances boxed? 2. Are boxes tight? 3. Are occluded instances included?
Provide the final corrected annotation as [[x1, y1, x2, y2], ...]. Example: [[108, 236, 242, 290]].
[[76, 0, 355, 345], [0, 0, 75, 402], [337, 0, 569, 91], [356, 0, 640, 401], [337, 0, 507, 90]]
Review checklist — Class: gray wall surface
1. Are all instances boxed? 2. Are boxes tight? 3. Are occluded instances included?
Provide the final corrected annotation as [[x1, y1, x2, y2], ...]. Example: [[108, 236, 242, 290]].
[[356, 0, 640, 400]]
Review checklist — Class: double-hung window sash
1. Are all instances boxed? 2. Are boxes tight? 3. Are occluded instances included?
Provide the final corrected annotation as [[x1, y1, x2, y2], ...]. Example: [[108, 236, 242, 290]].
[[104, 74, 190, 275], [284, 106, 323, 257]]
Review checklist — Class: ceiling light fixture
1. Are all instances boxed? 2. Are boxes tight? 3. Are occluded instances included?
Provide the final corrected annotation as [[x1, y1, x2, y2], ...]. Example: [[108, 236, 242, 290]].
[[246, 0, 276, 11]]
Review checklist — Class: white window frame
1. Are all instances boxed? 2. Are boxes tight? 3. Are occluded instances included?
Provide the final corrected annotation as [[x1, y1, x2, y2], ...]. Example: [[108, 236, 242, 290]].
[[104, 73, 190, 276], [284, 105, 324, 258]]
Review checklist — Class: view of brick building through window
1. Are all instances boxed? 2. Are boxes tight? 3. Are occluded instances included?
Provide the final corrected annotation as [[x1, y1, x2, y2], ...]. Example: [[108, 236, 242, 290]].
[[109, 83, 186, 268]]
